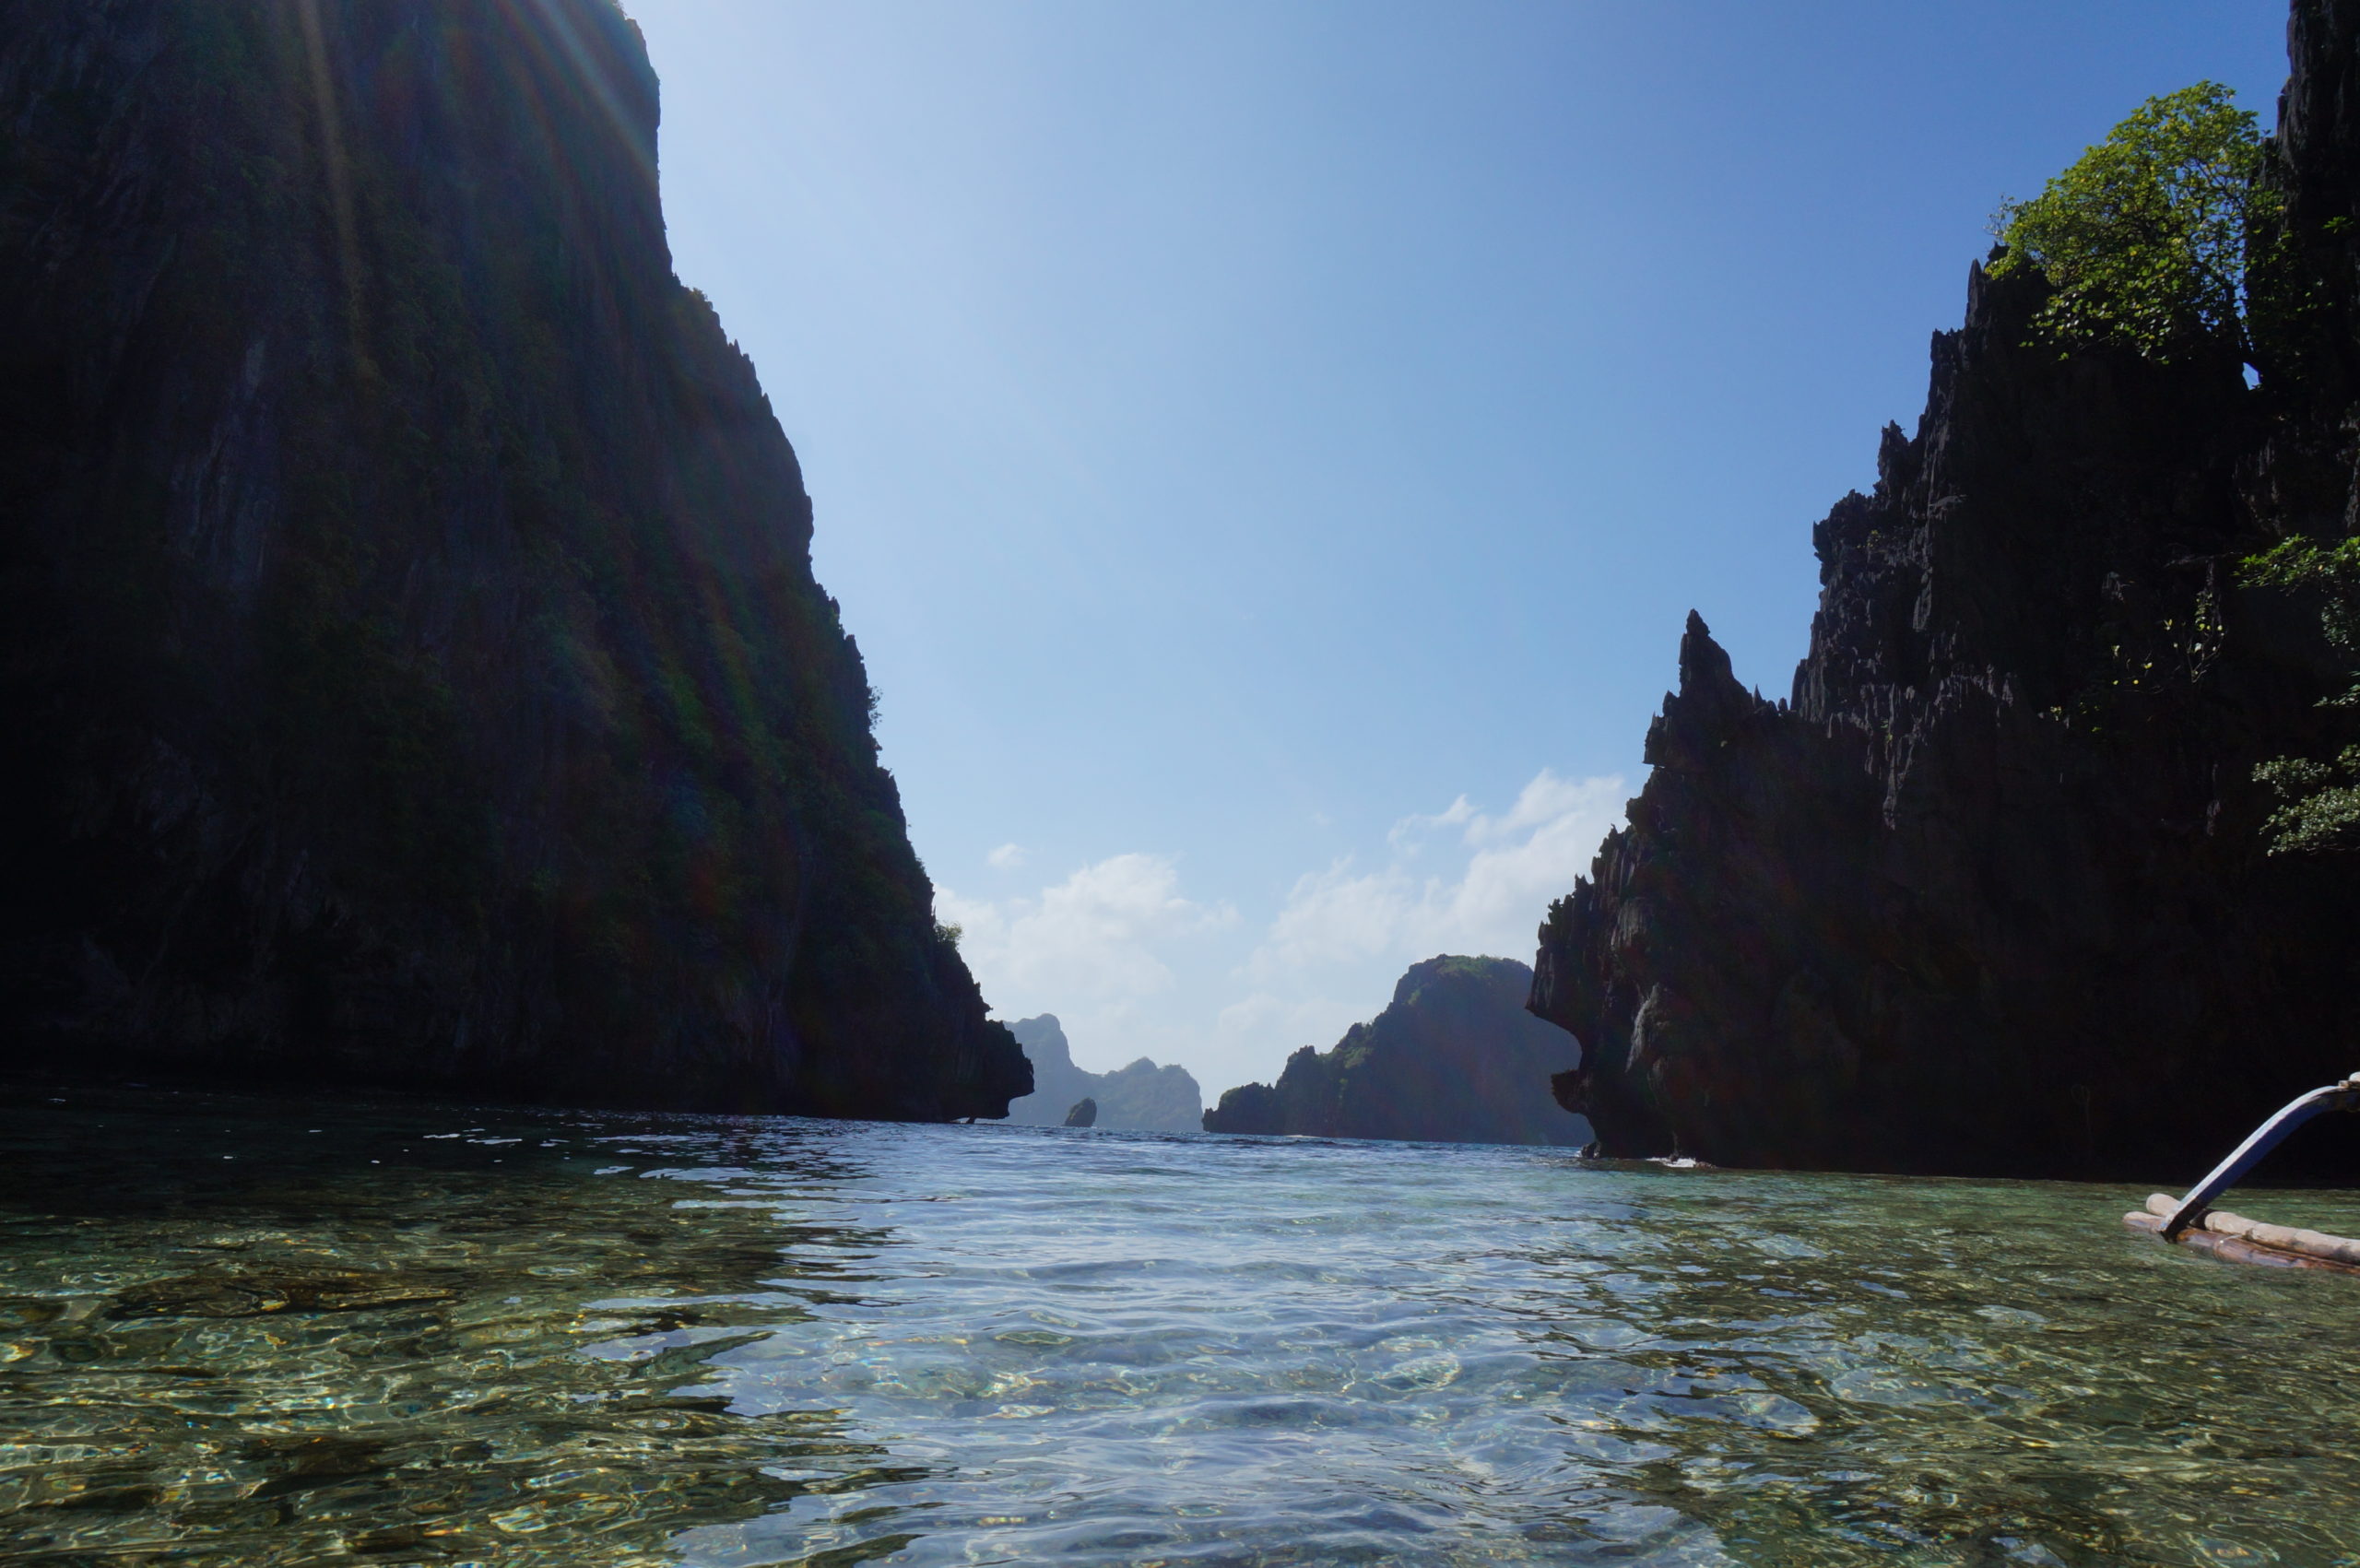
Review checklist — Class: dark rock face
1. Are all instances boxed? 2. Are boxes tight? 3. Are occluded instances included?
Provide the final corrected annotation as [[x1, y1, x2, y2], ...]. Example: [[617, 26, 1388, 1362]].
[[1533, 2, 2360, 1177], [1062, 1097, 1098, 1129], [0, 0, 1029, 1118], [1001, 1015, 1201, 1132], [1206, 956, 1589, 1145], [1203, 1080, 1283, 1136]]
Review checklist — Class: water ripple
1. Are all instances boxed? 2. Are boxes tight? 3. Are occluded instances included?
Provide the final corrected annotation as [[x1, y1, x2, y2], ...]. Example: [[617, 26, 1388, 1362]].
[[4, 1089, 2359, 1565]]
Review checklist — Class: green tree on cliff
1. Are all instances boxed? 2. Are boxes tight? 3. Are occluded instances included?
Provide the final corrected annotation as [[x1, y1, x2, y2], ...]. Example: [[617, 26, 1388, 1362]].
[[1988, 81, 2272, 364], [2245, 537, 2360, 854], [1993, 83, 2360, 853]]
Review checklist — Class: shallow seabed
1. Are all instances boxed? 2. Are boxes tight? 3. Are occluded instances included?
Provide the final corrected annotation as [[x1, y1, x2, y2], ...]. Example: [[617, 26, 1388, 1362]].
[[4, 1086, 2358, 1567]]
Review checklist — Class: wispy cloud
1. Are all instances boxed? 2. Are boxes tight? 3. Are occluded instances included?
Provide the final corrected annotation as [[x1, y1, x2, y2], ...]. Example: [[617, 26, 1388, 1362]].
[[1386, 794, 1475, 849], [1252, 770, 1624, 979], [938, 853, 1235, 1009], [986, 842, 1028, 870]]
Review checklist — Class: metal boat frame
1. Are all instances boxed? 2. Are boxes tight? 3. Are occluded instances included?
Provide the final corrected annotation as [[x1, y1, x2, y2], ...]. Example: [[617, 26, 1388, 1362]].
[[2121, 1073, 2360, 1275]]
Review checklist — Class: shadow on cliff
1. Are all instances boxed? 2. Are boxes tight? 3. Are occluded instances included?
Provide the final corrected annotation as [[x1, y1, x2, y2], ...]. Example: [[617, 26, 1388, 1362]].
[[1533, 2, 2360, 1179], [0, 0, 1027, 1119]]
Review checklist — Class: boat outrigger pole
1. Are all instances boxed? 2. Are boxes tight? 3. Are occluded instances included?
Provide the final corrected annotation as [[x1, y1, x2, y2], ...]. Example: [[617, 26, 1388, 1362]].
[[2159, 1072, 2360, 1241]]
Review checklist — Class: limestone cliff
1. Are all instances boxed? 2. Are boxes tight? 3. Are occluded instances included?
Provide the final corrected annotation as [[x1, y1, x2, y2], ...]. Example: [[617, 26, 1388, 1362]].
[[0, 0, 1029, 1117], [1002, 1015, 1201, 1133], [1206, 957, 1589, 1146], [1533, 0, 2360, 1177]]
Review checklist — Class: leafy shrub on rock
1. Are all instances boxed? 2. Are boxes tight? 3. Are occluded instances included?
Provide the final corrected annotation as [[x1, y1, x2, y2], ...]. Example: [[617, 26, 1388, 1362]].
[[1988, 82, 2272, 364], [2243, 537, 2360, 853]]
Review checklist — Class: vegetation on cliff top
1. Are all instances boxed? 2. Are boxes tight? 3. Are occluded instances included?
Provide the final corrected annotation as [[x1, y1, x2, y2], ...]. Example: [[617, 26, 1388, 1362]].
[[1987, 79, 2360, 857], [1540, 21, 2360, 1175], [1988, 81, 2273, 365]]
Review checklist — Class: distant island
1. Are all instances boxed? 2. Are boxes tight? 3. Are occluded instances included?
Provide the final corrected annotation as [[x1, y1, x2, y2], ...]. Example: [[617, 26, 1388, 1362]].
[[1001, 1016, 1203, 1133], [1205, 956, 1587, 1146]]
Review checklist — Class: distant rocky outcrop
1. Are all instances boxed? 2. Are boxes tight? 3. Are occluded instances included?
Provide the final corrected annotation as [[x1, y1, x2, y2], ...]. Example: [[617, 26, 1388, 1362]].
[[1205, 1081, 1283, 1135], [0, 0, 1028, 1118], [1092, 1057, 1205, 1133], [1063, 1098, 1098, 1128], [1003, 1015, 1203, 1133], [1204, 957, 1588, 1145], [1532, 0, 2360, 1177]]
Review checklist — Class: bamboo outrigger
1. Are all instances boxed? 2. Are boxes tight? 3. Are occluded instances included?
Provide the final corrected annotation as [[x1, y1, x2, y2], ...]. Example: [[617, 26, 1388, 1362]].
[[2122, 1072, 2360, 1276]]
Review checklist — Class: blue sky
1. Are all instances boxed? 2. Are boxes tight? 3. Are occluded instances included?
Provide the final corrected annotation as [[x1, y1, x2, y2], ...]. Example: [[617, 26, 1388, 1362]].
[[624, 0, 2285, 1097]]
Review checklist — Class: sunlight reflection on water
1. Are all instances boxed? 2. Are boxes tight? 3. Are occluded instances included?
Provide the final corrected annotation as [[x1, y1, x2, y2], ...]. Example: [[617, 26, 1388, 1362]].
[[3, 1084, 2358, 1566]]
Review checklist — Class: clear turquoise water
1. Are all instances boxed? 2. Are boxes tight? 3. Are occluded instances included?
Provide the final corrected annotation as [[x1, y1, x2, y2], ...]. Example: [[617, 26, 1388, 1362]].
[[4, 1085, 2359, 1566]]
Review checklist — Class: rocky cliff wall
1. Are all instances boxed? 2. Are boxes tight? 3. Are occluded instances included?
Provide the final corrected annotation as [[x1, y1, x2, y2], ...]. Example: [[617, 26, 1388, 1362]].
[[0, 0, 1029, 1117], [1207, 956, 1589, 1146], [1533, 0, 2360, 1177]]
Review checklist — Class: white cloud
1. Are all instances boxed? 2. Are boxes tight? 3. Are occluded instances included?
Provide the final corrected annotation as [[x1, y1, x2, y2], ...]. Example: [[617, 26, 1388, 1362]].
[[938, 853, 1234, 1010], [1449, 771, 1628, 946], [1386, 793, 1475, 848], [1469, 770, 1608, 846], [936, 772, 1624, 1093], [1254, 857, 1417, 973], [1215, 989, 1370, 1059], [1250, 770, 1624, 980], [985, 842, 1027, 870]]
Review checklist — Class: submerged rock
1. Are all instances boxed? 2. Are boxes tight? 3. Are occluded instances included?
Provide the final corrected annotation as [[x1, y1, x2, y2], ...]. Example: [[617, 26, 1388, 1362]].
[[1532, 0, 2360, 1177], [110, 1271, 458, 1319], [0, 0, 1027, 1118], [1205, 956, 1587, 1146]]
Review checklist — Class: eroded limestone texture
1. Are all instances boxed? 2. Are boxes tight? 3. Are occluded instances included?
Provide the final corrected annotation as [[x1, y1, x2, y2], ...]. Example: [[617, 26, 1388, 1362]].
[[0, 1, 1027, 1117], [1534, 0, 2360, 1176]]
